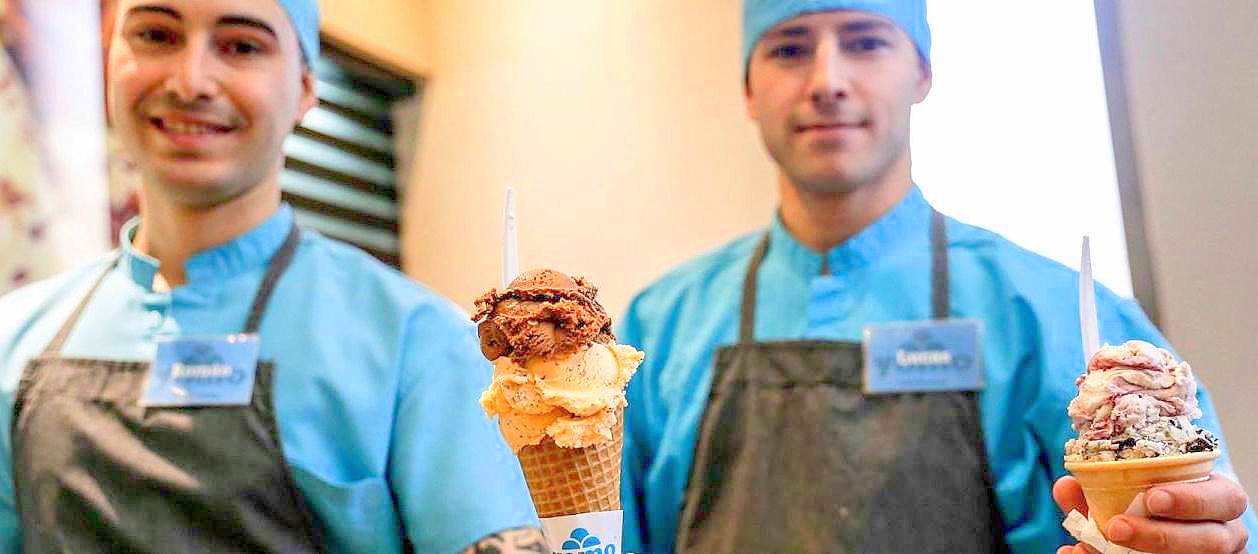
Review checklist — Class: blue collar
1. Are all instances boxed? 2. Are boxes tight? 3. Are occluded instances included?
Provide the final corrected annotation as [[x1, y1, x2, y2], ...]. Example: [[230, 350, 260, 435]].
[[120, 205, 296, 291], [769, 185, 933, 276]]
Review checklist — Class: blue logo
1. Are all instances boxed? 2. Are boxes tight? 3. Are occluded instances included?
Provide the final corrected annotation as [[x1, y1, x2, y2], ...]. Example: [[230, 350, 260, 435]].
[[556, 528, 615, 554]]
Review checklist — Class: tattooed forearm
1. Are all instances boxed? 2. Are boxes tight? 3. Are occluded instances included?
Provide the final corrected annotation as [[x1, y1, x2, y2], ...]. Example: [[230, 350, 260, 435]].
[[461, 527, 549, 554]]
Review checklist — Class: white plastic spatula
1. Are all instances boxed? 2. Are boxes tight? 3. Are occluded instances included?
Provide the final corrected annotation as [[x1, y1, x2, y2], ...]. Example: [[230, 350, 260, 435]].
[[1080, 236, 1101, 363], [503, 187, 519, 288]]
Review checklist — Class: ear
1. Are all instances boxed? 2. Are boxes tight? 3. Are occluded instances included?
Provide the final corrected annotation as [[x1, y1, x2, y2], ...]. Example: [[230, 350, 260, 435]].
[[912, 58, 932, 104], [744, 68, 760, 121], [745, 87, 759, 121], [103, 49, 117, 127], [101, 0, 121, 126], [294, 67, 317, 125], [104, 84, 114, 126]]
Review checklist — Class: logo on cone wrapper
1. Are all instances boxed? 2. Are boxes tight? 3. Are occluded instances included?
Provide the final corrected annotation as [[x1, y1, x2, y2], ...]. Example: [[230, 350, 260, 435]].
[[541, 511, 621, 554], [560, 528, 610, 553]]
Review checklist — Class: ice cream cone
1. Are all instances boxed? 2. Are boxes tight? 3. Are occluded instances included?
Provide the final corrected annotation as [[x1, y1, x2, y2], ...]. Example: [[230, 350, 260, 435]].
[[474, 270, 637, 519], [517, 416, 623, 518], [1065, 450, 1219, 538]]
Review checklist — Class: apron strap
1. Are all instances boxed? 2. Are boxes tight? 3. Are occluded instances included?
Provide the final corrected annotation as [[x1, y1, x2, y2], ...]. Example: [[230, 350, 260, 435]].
[[41, 261, 119, 357], [738, 207, 950, 343], [738, 234, 772, 344], [930, 209, 950, 320], [243, 223, 302, 335]]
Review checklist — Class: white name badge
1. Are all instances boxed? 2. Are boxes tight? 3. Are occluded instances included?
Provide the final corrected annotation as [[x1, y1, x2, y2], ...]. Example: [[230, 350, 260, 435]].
[[862, 319, 984, 395], [140, 334, 260, 407]]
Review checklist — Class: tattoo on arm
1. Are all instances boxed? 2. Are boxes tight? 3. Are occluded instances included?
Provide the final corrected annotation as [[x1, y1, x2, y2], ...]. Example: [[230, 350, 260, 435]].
[[462, 527, 549, 554]]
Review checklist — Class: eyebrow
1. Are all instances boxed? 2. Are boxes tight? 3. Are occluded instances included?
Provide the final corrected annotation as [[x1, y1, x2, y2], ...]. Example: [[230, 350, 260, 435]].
[[765, 26, 811, 39], [122, 5, 277, 39], [765, 18, 895, 40], [125, 5, 180, 20], [838, 19, 896, 33], [217, 16, 277, 38]]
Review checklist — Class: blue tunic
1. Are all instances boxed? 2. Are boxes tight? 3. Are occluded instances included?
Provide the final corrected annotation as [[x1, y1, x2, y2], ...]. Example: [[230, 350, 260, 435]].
[[0, 205, 538, 553], [618, 186, 1256, 553]]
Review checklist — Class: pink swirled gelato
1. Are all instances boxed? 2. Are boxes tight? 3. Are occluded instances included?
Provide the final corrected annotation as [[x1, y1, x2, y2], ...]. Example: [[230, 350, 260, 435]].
[[1065, 340, 1218, 462]]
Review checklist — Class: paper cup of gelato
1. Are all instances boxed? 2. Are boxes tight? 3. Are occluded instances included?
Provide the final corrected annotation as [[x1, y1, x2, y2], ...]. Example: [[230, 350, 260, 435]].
[[1063, 340, 1219, 537]]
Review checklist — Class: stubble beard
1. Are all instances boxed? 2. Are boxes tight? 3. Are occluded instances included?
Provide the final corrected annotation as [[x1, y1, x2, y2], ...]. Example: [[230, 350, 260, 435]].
[[786, 132, 910, 197], [781, 149, 880, 197], [140, 154, 279, 212]]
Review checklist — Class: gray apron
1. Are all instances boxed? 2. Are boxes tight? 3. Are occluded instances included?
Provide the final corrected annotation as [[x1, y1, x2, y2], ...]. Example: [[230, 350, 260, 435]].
[[11, 225, 324, 553], [675, 211, 1008, 553]]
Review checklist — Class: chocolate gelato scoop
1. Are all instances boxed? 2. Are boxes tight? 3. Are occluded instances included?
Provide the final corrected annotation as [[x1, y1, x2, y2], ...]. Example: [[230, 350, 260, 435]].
[[473, 269, 614, 364]]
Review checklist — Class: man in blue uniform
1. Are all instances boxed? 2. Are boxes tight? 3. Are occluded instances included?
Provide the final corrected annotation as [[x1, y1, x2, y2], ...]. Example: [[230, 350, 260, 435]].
[[619, 1, 1254, 552], [0, 1, 544, 552]]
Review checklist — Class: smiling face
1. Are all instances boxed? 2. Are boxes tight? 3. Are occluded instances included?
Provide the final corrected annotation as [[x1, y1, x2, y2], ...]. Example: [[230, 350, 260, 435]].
[[108, 0, 316, 208], [746, 10, 931, 195]]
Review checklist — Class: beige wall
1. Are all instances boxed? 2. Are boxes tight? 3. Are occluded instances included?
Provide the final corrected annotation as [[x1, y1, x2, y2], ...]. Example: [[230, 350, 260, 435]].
[[319, 0, 432, 77], [402, 0, 775, 317], [1116, 0, 1258, 489]]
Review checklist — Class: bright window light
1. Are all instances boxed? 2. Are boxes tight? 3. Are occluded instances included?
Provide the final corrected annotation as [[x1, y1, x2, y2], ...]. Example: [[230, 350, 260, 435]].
[[912, 2, 1134, 298]]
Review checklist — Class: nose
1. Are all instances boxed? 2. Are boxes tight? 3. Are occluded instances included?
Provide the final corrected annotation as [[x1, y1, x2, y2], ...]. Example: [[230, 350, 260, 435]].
[[808, 35, 849, 106], [166, 39, 220, 103]]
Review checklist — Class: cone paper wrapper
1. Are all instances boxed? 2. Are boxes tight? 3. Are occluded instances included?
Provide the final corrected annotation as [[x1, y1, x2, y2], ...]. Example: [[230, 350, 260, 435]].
[[541, 510, 622, 554], [1063, 509, 1149, 554]]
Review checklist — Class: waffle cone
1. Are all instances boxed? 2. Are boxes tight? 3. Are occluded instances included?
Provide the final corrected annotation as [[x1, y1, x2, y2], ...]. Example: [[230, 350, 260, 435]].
[[517, 418, 623, 518], [1065, 450, 1219, 537]]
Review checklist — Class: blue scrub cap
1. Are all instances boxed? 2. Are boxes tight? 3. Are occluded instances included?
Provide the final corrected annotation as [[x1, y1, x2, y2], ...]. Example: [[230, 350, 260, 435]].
[[742, 0, 931, 73], [276, 0, 320, 65]]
